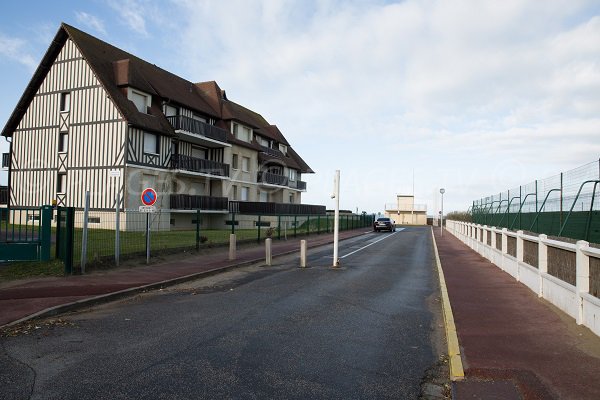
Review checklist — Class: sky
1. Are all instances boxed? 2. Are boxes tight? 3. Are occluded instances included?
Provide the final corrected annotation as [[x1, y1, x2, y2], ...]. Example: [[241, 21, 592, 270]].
[[0, 0, 599, 215]]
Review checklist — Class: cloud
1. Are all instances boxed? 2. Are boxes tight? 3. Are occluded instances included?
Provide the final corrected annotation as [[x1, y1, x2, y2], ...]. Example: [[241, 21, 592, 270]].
[[0, 34, 37, 71], [166, 0, 600, 212], [108, 0, 149, 36], [75, 11, 107, 36]]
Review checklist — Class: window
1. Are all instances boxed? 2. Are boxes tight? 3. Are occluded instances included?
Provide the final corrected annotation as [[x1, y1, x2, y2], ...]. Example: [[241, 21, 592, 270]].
[[58, 133, 68, 153], [257, 136, 269, 147], [289, 192, 295, 204], [130, 90, 148, 113], [57, 173, 67, 194], [233, 123, 251, 142], [288, 169, 297, 181], [241, 126, 251, 142], [232, 154, 239, 170], [88, 217, 101, 224], [60, 92, 70, 112], [165, 104, 177, 117], [259, 191, 268, 202], [242, 156, 250, 172], [241, 186, 249, 201], [232, 185, 238, 200], [191, 145, 207, 159], [279, 144, 287, 155], [192, 113, 206, 123], [143, 132, 159, 154]]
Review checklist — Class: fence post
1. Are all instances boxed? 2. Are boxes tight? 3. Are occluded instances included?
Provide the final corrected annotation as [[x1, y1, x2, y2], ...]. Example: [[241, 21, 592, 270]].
[[538, 234, 548, 297], [326, 215, 329, 233], [115, 190, 121, 266], [278, 215, 281, 240], [576, 240, 590, 325], [516, 230, 524, 282], [81, 190, 90, 273], [307, 215, 310, 235], [196, 209, 201, 250], [294, 215, 297, 238], [40, 205, 53, 262], [501, 228, 508, 271], [257, 215, 261, 243], [231, 212, 236, 234], [317, 215, 321, 234]]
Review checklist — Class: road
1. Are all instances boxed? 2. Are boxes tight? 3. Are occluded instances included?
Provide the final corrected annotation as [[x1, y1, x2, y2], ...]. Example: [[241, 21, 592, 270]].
[[1, 227, 446, 399]]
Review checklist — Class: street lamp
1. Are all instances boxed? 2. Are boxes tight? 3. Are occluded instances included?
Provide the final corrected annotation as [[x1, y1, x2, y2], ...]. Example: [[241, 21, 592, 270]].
[[440, 188, 445, 236]]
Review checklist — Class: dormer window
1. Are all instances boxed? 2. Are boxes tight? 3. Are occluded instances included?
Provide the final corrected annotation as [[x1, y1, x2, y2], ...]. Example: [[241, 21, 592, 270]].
[[128, 88, 151, 113], [232, 122, 251, 142], [257, 136, 269, 147], [279, 144, 287, 155], [164, 104, 177, 117]]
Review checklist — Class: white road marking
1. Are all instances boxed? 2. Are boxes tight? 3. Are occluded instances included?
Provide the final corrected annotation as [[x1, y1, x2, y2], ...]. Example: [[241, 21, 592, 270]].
[[339, 229, 402, 259]]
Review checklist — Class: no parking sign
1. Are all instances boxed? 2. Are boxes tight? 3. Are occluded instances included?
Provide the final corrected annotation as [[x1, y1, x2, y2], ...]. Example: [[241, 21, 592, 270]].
[[140, 188, 157, 212]]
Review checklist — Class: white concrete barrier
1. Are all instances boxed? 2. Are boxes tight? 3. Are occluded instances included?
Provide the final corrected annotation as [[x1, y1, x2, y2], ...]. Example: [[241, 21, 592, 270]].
[[445, 220, 600, 337]]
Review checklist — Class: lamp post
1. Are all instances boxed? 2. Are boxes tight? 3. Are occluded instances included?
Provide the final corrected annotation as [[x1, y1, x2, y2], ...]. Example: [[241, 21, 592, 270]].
[[440, 188, 445, 236]]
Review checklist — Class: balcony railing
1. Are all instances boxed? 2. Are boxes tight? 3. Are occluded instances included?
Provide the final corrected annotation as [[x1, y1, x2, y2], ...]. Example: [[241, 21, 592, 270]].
[[166, 115, 228, 144], [171, 154, 229, 177], [259, 145, 283, 157], [2, 153, 9, 169], [170, 194, 229, 211], [289, 180, 307, 191], [257, 171, 289, 187], [229, 201, 326, 215]]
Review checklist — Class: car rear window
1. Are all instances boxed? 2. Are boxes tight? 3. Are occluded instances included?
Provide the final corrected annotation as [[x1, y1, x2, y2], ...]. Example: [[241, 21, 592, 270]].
[[377, 218, 390, 222]]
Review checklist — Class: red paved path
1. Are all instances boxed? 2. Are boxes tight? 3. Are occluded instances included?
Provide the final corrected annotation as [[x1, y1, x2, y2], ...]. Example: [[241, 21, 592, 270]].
[[435, 228, 600, 400]]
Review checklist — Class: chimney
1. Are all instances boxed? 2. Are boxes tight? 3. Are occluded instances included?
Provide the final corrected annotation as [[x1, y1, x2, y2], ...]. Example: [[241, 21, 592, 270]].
[[113, 59, 130, 86]]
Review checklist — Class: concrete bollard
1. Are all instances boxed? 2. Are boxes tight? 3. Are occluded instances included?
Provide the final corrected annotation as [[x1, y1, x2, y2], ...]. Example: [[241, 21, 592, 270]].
[[229, 234, 236, 260], [265, 238, 272, 266], [300, 240, 307, 268]]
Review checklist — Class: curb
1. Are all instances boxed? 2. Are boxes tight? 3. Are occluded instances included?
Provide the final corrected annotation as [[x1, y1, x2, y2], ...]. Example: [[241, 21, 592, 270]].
[[431, 227, 465, 381], [1, 231, 366, 330]]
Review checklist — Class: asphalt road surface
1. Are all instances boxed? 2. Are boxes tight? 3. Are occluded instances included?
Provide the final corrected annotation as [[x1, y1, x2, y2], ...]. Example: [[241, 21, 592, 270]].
[[1, 226, 445, 399]]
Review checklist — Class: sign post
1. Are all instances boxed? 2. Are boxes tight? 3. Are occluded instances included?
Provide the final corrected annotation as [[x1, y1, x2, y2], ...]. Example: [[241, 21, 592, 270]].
[[140, 188, 157, 264]]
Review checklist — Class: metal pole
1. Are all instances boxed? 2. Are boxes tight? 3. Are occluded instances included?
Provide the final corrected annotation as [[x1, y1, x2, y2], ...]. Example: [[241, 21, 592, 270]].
[[81, 190, 90, 274], [333, 170, 340, 267], [146, 212, 150, 264], [440, 188, 445, 237], [115, 188, 120, 266]]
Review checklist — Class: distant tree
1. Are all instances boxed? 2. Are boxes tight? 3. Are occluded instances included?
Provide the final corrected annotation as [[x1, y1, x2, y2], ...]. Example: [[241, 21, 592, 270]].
[[445, 211, 472, 222]]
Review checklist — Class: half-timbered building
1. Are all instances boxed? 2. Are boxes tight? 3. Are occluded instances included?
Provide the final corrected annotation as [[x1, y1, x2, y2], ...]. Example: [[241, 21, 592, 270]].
[[1, 23, 313, 229]]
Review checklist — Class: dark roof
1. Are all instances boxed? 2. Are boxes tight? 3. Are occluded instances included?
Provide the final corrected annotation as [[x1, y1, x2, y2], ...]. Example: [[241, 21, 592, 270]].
[[1, 23, 314, 173]]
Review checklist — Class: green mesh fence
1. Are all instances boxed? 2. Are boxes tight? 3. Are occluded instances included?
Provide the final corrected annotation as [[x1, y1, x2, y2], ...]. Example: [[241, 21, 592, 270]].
[[472, 159, 600, 244]]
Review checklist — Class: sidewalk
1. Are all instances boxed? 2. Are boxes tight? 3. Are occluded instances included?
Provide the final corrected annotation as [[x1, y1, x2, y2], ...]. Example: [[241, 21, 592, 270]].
[[0, 229, 369, 328], [434, 228, 600, 400]]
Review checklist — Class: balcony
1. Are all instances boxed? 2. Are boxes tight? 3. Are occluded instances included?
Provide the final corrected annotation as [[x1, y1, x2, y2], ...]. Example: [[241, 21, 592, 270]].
[[289, 180, 307, 191], [167, 115, 230, 148], [171, 154, 229, 178], [259, 145, 283, 157], [2, 153, 9, 169], [229, 201, 326, 215], [170, 194, 228, 211], [257, 171, 289, 187]]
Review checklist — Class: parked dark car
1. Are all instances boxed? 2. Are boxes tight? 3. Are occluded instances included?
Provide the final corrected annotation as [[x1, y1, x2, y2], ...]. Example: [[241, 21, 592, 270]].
[[373, 217, 395, 232]]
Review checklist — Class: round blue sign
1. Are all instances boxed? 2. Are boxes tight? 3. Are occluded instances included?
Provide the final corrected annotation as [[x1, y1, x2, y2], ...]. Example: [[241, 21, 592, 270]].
[[141, 188, 157, 206]]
